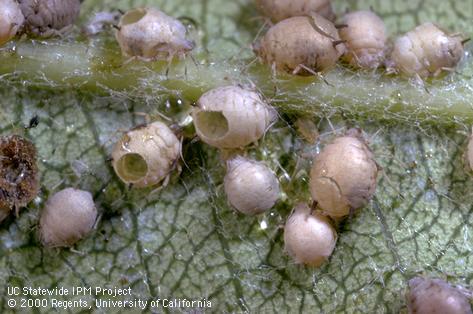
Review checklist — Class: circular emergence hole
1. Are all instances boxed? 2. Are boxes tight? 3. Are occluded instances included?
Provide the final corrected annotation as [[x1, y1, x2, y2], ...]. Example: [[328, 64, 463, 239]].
[[116, 153, 148, 182], [121, 9, 147, 25], [195, 111, 229, 139]]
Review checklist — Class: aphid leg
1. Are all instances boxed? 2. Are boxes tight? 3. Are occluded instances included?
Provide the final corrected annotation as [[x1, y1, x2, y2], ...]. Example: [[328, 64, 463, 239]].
[[295, 64, 333, 86], [332, 40, 346, 48], [310, 200, 318, 214], [133, 112, 152, 125], [335, 24, 348, 29], [348, 207, 355, 221], [271, 62, 277, 77], [69, 248, 86, 256]]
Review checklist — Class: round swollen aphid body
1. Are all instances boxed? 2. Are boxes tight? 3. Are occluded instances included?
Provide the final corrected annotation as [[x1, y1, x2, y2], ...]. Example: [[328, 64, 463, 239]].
[[115, 7, 195, 61], [390, 22, 465, 78], [18, 0, 81, 37], [224, 156, 280, 215], [255, 14, 345, 75], [111, 121, 181, 188], [407, 277, 472, 314], [0, 135, 39, 222], [284, 203, 337, 267], [254, 0, 335, 22], [40, 188, 97, 248], [192, 85, 277, 149], [338, 10, 387, 69], [309, 129, 378, 218], [0, 0, 25, 46]]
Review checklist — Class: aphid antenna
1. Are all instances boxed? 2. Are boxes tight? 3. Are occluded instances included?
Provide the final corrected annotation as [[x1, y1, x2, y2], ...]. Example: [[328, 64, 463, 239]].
[[461, 38, 471, 45], [117, 9, 125, 15], [112, 24, 121, 31], [307, 14, 336, 40]]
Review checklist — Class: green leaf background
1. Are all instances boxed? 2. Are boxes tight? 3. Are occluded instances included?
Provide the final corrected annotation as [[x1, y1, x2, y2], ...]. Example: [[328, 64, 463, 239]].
[[1, 0, 473, 313]]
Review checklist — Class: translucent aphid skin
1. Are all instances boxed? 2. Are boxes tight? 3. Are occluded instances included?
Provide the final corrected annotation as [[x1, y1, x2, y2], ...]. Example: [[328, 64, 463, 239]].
[[407, 277, 472, 314], [0, 0, 25, 45], [115, 7, 194, 61], [111, 121, 180, 188], [254, 0, 335, 22], [391, 22, 465, 78], [339, 10, 387, 69], [18, 0, 81, 37], [224, 156, 280, 215], [309, 129, 378, 217], [254, 14, 345, 75], [0, 135, 39, 222], [284, 203, 337, 267], [192, 85, 277, 149], [40, 188, 97, 248]]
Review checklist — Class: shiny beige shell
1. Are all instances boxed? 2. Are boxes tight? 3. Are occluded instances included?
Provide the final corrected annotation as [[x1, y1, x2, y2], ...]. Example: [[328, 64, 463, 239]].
[[407, 277, 472, 314], [0, 0, 25, 45], [255, 14, 345, 75], [339, 10, 387, 69], [254, 0, 335, 22], [309, 130, 378, 217], [40, 188, 97, 247], [19, 0, 80, 37], [224, 156, 280, 215], [115, 7, 194, 60], [192, 85, 276, 149], [111, 121, 180, 188], [284, 203, 337, 267], [391, 22, 464, 78]]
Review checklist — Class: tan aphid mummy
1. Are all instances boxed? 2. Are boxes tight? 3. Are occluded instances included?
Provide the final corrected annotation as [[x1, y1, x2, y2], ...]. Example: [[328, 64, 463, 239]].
[[224, 156, 280, 215], [284, 203, 337, 267], [309, 129, 378, 217], [390, 22, 465, 78], [338, 10, 387, 69], [115, 7, 194, 60], [407, 277, 472, 314], [18, 0, 81, 37], [0, 0, 25, 46], [40, 188, 97, 247], [254, 14, 345, 75], [192, 85, 277, 149], [254, 0, 335, 23], [111, 121, 180, 188]]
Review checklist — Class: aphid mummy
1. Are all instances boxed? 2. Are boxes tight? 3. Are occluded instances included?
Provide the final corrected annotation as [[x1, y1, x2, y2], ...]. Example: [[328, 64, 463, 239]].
[[115, 8, 195, 61], [18, 0, 81, 37], [284, 203, 337, 267], [0, 135, 39, 222], [254, 0, 335, 23], [111, 121, 180, 188], [0, 0, 25, 46], [39, 188, 97, 247], [224, 156, 280, 215], [192, 85, 277, 149], [309, 129, 378, 217], [390, 22, 465, 78], [407, 277, 472, 314], [338, 10, 387, 69], [254, 14, 345, 75]]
